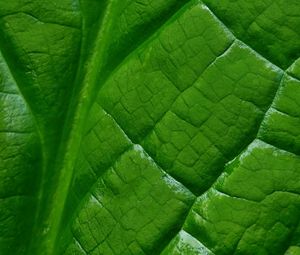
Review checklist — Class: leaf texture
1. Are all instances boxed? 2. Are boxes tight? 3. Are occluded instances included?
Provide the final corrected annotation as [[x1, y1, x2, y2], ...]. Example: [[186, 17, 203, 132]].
[[0, 0, 300, 254]]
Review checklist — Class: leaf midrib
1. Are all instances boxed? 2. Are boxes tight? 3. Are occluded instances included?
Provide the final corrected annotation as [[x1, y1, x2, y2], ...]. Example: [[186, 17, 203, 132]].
[[37, 1, 198, 254], [36, 1, 117, 254]]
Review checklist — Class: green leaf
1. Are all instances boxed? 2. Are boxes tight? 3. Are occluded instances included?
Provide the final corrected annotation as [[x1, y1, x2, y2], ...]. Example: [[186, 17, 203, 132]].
[[0, 0, 300, 254]]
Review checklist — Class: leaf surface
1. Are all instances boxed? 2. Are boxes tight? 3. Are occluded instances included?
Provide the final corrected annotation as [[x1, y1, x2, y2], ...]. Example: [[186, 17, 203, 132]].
[[0, 0, 300, 254]]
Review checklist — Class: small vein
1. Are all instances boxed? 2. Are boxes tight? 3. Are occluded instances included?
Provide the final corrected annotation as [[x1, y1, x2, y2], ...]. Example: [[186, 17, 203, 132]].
[[157, 69, 286, 254], [72, 235, 88, 255], [94, 0, 194, 95], [0, 48, 41, 136], [104, 38, 236, 144], [256, 139, 300, 158], [0, 12, 80, 30], [244, 1, 277, 33], [0, 130, 31, 134], [201, 1, 294, 73], [101, 109, 197, 197], [282, 219, 300, 255], [287, 73, 300, 83]]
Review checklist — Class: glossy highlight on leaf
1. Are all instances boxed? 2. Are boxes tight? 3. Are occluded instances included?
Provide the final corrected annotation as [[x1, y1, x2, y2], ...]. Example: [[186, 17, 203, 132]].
[[0, 0, 300, 254]]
